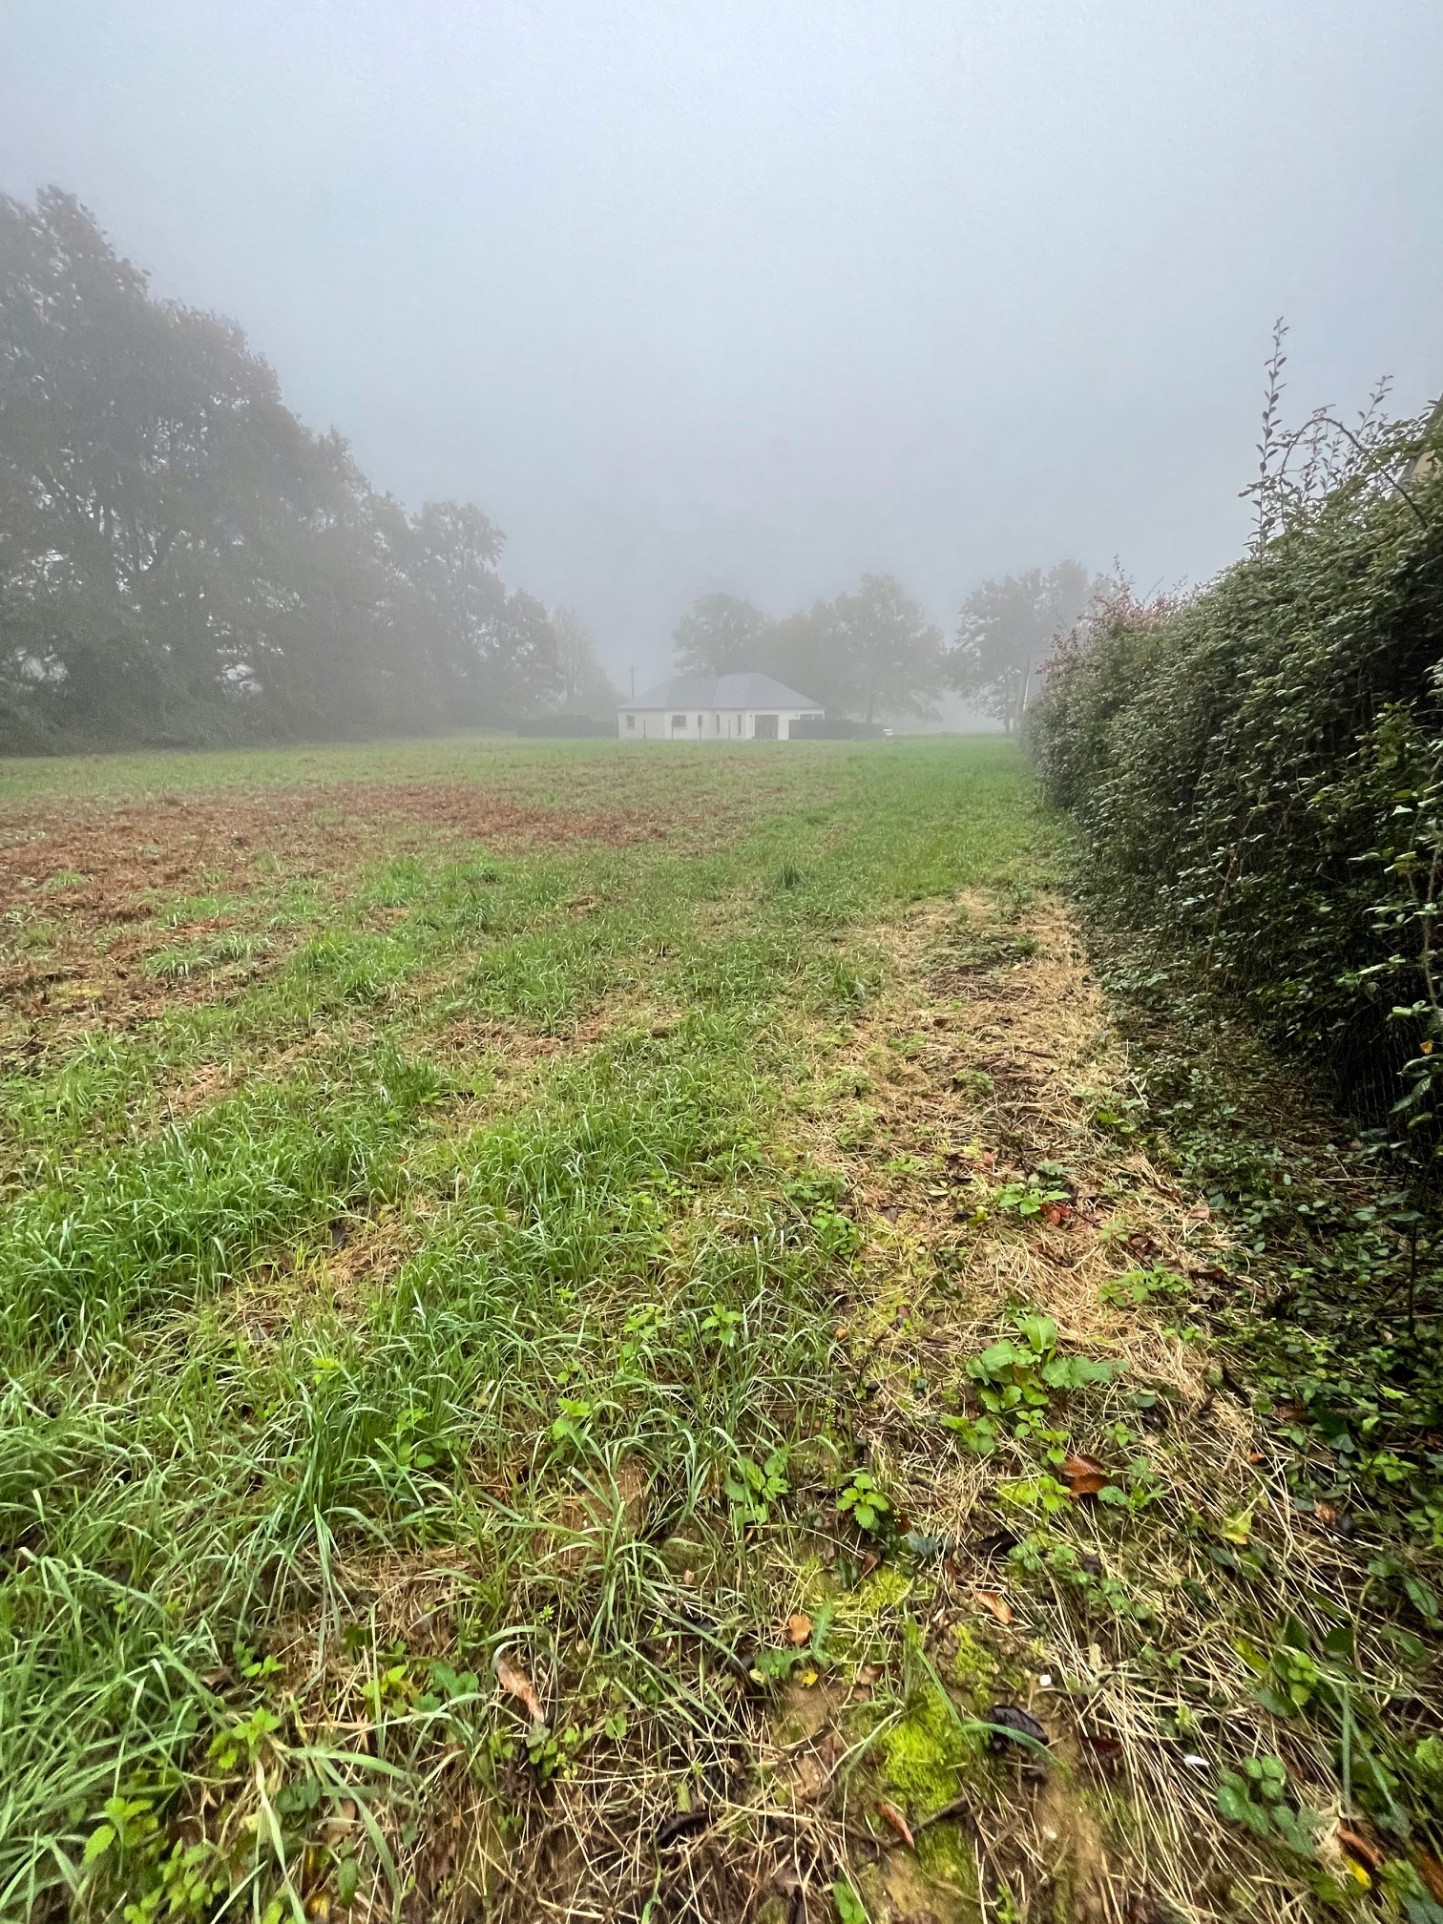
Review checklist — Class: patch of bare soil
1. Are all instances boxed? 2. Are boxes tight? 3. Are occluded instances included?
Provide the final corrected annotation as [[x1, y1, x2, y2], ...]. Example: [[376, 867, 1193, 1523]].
[[0, 780, 676, 917], [223, 1203, 425, 1341], [0, 781, 685, 1031]]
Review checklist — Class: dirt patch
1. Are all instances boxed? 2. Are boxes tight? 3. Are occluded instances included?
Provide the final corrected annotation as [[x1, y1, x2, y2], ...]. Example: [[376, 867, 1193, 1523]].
[[223, 1202, 426, 1339], [0, 779, 677, 922], [0, 781, 688, 1034]]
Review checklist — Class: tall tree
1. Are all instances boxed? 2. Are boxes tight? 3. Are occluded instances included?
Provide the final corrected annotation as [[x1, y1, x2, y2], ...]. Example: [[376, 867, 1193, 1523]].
[[411, 501, 563, 721], [830, 573, 945, 724], [551, 607, 617, 713], [768, 601, 842, 711], [949, 561, 1100, 733], [672, 593, 772, 675], [0, 186, 564, 750], [0, 187, 380, 746]]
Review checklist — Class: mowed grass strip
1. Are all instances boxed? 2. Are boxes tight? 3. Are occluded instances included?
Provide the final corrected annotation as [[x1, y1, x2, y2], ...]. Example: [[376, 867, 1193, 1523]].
[[0, 738, 1045, 1919]]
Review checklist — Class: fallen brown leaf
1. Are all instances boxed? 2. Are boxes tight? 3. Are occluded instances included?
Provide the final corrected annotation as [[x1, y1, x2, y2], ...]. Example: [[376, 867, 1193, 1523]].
[[656, 1807, 711, 1847], [877, 1799, 916, 1850], [1189, 1262, 1230, 1283], [494, 1652, 544, 1724], [1041, 1202, 1073, 1227], [975, 1589, 1014, 1626], [1062, 1453, 1111, 1498], [1272, 1402, 1306, 1424], [1315, 1500, 1339, 1528], [1337, 1826, 1381, 1873], [786, 1612, 813, 1646], [1081, 1729, 1123, 1763], [1418, 1852, 1443, 1903]]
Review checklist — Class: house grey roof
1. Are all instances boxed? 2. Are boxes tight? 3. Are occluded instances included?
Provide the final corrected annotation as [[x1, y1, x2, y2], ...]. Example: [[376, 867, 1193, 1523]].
[[620, 672, 823, 712]]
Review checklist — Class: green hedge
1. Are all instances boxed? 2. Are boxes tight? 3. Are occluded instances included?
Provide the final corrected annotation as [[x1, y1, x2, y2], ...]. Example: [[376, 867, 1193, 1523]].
[[1027, 409, 1443, 1156]]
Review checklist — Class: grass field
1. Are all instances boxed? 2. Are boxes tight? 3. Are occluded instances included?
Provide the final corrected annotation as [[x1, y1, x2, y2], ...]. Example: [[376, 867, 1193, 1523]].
[[2, 736, 1437, 1924]]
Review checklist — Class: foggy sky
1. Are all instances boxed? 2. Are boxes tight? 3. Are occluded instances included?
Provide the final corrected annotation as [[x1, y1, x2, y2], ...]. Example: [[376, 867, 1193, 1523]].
[[3, 1, 1440, 682]]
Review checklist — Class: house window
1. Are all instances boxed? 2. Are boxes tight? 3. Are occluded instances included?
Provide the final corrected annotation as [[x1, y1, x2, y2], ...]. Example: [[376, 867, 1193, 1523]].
[[671, 714, 687, 732], [754, 713, 778, 740], [625, 714, 635, 731]]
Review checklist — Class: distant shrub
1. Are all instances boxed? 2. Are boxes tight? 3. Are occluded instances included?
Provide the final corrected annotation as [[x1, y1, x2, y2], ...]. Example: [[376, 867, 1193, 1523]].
[[1027, 381, 1443, 1158]]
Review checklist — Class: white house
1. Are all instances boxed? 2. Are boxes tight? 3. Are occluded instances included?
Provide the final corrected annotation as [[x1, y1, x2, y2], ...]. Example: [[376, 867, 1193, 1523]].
[[618, 673, 824, 741]]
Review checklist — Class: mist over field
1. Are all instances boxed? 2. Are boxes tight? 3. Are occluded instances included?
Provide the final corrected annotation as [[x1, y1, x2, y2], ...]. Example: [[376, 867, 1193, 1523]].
[[2, 0, 1439, 697]]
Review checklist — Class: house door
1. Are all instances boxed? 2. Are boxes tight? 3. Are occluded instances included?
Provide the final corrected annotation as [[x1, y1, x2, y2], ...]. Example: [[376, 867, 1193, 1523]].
[[753, 713, 778, 739]]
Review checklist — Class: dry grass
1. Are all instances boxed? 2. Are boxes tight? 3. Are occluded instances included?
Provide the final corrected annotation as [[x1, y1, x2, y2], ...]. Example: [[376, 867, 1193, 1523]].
[[771, 888, 1416, 1922]]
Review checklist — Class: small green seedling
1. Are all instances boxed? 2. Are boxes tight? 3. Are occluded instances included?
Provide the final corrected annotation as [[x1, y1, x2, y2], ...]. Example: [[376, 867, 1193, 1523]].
[[1100, 1266, 1186, 1307], [550, 1397, 595, 1447], [725, 1449, 790, 1526], [1216, 1756, 1321, 1856], [992, 1178, 1070, 1219], [833, 1880, 870, 1924], [943, 1312, 1113, 1452], [837, 1468, 890, 1533], [698, 1303, 744, 1348]]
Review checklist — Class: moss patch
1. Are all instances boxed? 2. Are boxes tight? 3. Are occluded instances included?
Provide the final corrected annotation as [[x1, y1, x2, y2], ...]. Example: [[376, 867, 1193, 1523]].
[[879, 1676, 982, 1822], [947, 1624, 1001, 1706]]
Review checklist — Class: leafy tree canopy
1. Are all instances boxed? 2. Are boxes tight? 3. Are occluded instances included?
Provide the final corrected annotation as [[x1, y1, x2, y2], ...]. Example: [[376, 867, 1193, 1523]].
[[672, 593, 773, 675], [0, 186, 571, 751], [551, 608, 617, 714], [671, 575, 943, 722], [949, 561, 1102, 732]]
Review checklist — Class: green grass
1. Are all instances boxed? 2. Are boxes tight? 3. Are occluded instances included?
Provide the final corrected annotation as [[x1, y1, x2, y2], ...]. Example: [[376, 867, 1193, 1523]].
[[0, 737, 1045, 1919]]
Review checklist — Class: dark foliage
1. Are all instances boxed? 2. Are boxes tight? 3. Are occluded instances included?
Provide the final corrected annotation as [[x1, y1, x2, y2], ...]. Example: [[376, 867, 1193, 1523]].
[[1027, 391, 1443, 1162], [672, 593, 772, 677], [0, 188, 591, 752]]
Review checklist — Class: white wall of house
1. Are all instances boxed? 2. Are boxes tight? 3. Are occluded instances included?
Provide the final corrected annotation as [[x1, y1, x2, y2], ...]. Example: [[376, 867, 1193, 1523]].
[[618, 708, 816, 741]]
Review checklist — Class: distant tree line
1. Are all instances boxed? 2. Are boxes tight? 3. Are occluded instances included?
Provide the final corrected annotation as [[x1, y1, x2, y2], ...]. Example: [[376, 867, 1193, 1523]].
[[671, 577, 943, 724], [0, 188, 613, 754], [671, 563, 1106, 728], [0, 186, 1107, 754]]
